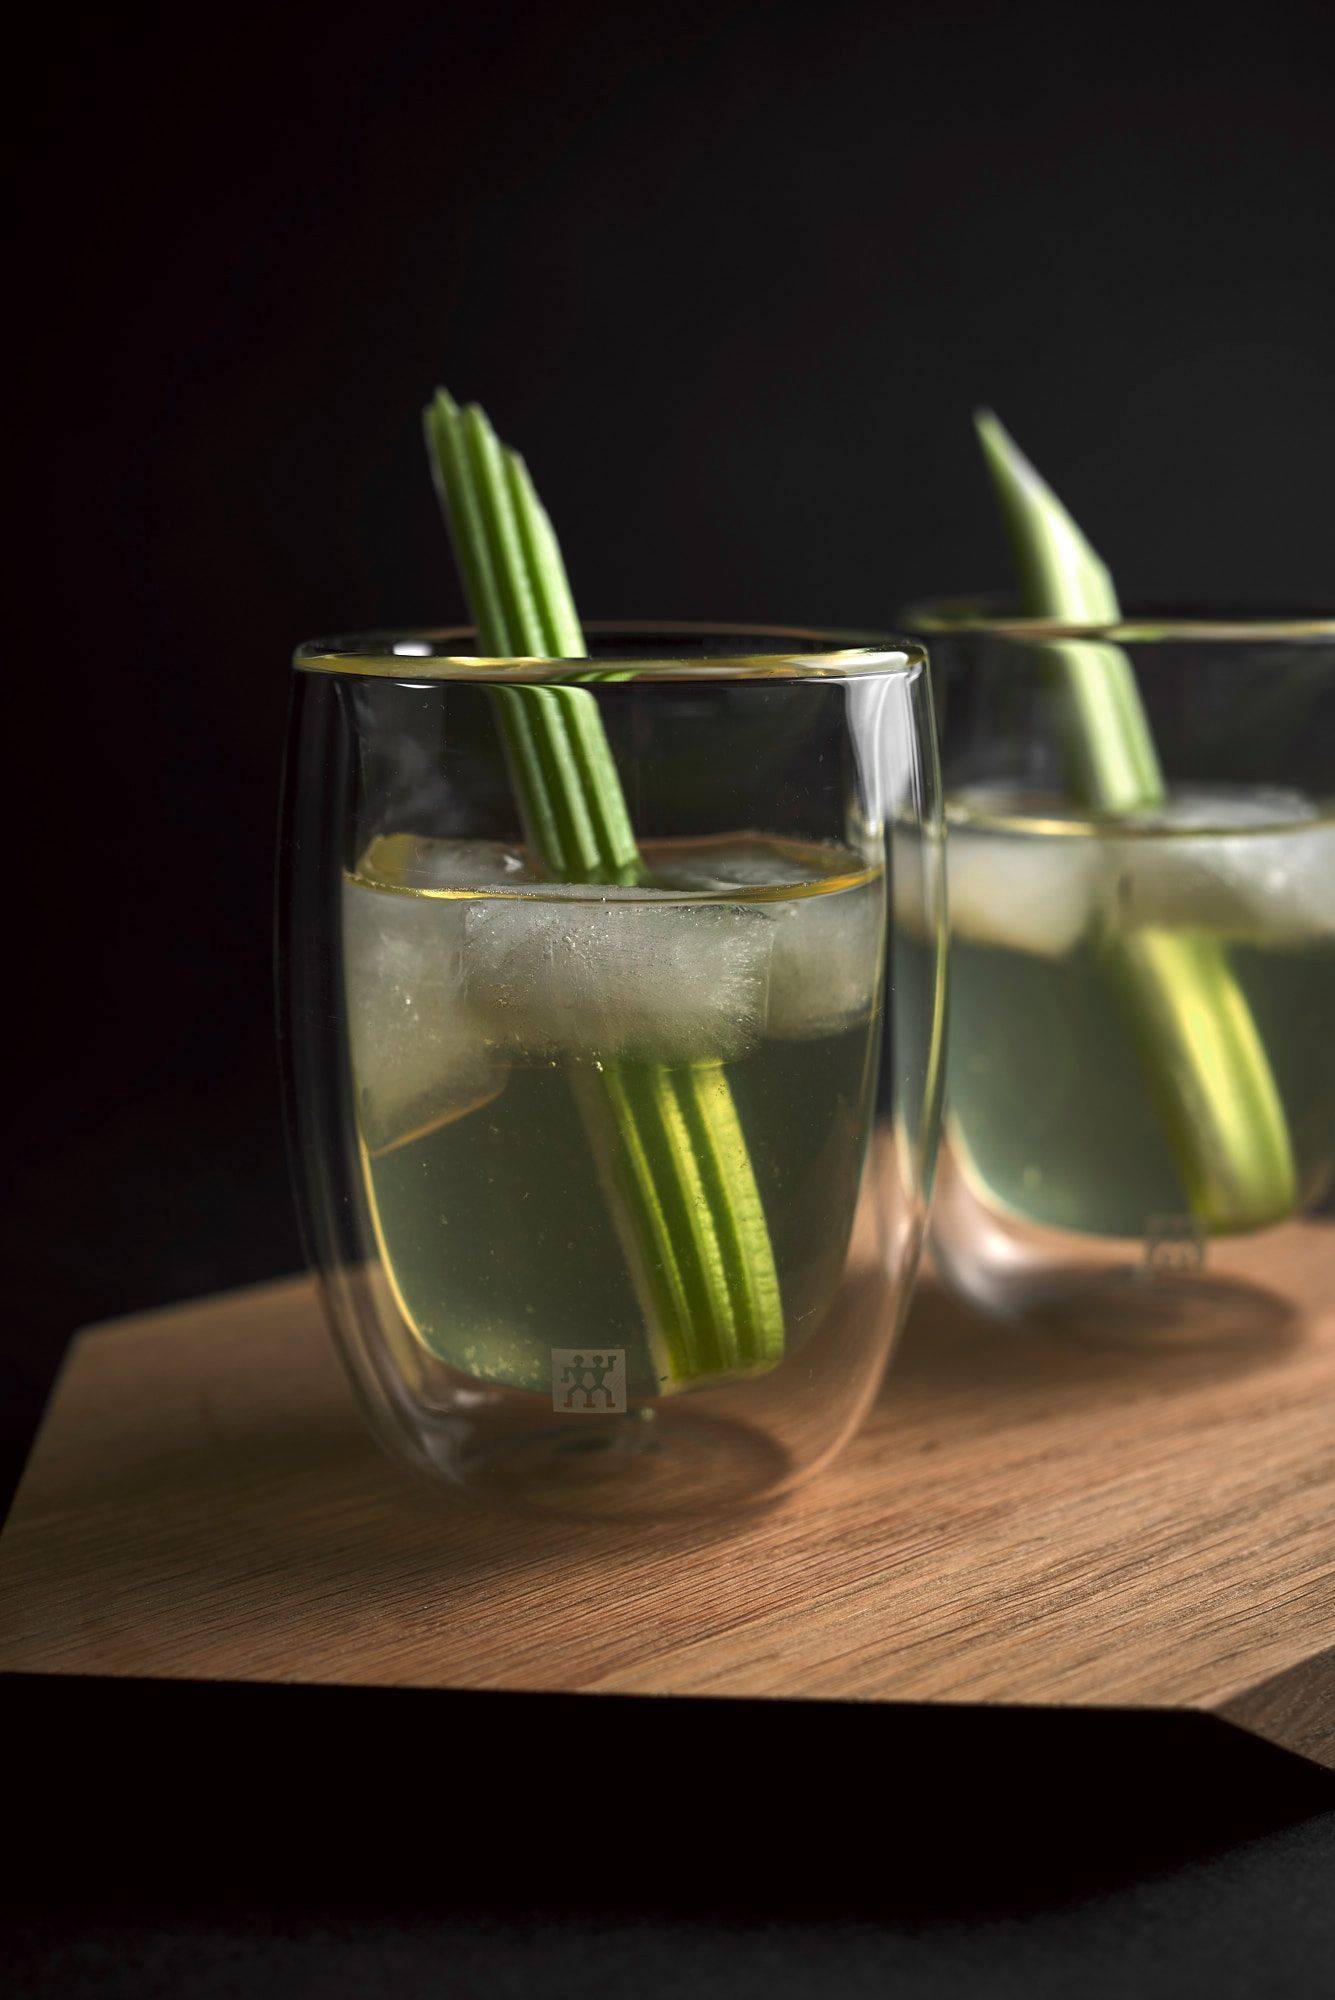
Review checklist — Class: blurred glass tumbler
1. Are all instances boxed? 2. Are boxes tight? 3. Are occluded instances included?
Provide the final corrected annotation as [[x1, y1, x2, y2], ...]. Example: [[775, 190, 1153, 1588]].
[[903, 602, 1335, 1337], [278, 626, 946, 1514]]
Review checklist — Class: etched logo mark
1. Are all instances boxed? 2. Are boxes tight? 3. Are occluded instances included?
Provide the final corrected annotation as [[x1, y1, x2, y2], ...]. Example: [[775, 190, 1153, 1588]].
[[552, 1348, 627, 1414], [1144, 1214, 1206, 1275]]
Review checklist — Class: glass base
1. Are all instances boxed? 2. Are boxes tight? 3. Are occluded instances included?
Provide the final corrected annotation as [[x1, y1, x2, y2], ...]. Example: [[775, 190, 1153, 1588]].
[[931, 1145, 1305, 1350], [328, 1212, 910, 1520], [419, 1402, 795, 1521]]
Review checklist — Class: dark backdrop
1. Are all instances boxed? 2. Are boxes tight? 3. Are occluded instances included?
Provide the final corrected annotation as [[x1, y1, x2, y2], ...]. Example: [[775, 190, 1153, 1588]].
[[11, 0, 1335, 1511], [13, 3, 1335, 1472], [7, 1, 1335, 1982], [11, 0, 1335, 1503]]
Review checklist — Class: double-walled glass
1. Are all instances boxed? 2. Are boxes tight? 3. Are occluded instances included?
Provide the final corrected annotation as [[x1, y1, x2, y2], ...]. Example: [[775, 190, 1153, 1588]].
[[278, 626, 945, 1514], [905, 602, 1335, 1337]]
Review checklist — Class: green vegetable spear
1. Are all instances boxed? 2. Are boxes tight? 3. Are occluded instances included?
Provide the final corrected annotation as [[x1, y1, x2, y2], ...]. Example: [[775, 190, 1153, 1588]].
[[424, 389, 784, 1384], [976, 411, 1296, 1230]]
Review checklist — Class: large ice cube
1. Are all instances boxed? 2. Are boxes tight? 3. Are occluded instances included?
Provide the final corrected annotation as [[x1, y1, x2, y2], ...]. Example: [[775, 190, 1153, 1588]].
[[648, 839, 828, 893], [646, 835, 887, 1041], [357, 834, 538, 893], [940, 787, 1334, 955], [1102, 796, 1335, 945], [463, 895, 774, 1064], [946, 826, 1101, 957], [763, 876, 886, 1039], [342, 877, 502, 1151]]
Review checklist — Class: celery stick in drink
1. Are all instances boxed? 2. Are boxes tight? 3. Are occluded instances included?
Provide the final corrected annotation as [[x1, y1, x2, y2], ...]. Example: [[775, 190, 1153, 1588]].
[[971, 413, 1299, 1232], [421, 389, 788, 1385]]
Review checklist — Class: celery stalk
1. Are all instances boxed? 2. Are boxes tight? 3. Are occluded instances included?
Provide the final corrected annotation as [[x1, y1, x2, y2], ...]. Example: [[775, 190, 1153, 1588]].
[[424, 389, 783, 1383], [975, 411, 1296, 1230]]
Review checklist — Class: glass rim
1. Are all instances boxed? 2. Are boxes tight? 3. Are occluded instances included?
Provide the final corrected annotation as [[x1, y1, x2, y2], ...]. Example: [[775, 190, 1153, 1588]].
[[901, 595, 1335, 642], [292, 619, 925, 683]]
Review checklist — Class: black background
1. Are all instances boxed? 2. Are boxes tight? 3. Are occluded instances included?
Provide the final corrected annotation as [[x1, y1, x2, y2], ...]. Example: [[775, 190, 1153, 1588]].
[[8, 0, 1335, 1989]]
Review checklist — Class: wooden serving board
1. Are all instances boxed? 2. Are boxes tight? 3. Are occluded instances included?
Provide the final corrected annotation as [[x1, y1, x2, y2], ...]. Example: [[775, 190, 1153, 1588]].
[[2, 1227, 1332, 1771]]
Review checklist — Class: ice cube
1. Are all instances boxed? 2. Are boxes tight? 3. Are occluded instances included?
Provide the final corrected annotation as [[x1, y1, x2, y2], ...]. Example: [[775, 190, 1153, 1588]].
[[763, 876, 886, 1039], [357, 834, 537, 893], [939, 787, 1334, 954], [342, 877, 502, 1151], [945, 826, 1101, 957], [463, 895, 774, 1064], [1102, 795, 1335, 945], [648, 838, 826, 893], [643, 835, 889, 1040]]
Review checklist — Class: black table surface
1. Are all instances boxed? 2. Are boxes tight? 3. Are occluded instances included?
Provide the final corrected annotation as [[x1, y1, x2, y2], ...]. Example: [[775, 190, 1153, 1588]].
[[1, 1668, 1332, 1995], [2, 1672, 1332, 1997]]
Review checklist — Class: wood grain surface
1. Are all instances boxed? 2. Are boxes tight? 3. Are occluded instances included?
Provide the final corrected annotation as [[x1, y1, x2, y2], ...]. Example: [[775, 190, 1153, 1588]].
[[2, 1226, 1332, 1767]]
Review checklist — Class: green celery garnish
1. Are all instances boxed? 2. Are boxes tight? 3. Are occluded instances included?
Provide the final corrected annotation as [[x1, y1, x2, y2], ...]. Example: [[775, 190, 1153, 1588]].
[[424, 389, 784, 1384], [976, 410, 1297, 1230]]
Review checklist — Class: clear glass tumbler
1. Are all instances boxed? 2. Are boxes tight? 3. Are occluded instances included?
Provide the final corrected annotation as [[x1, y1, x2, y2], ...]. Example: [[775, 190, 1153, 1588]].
[[278, 625, 945, 1514], [903, 601, 1335, 1339]]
